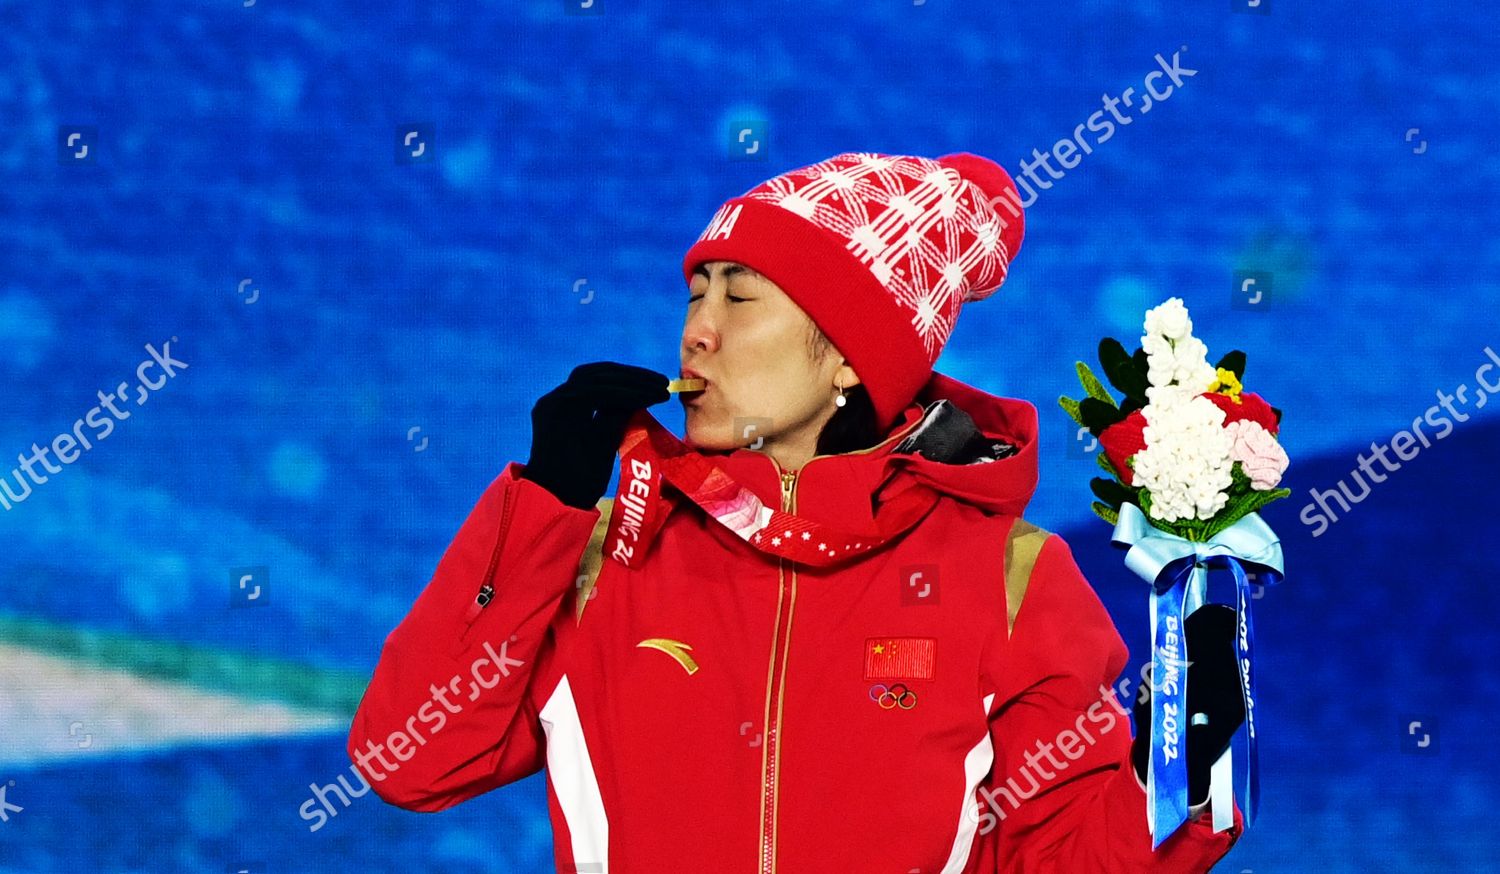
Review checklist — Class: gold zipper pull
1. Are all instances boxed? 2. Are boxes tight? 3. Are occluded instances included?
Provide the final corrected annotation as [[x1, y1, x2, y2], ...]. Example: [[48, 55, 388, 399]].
[[780, 471, 796, 512]]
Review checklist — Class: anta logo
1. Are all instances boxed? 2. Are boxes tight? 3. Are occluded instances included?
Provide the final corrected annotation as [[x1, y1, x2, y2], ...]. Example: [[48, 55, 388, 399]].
[[637, 638, 699, 675], [700, 202, 743, 241]]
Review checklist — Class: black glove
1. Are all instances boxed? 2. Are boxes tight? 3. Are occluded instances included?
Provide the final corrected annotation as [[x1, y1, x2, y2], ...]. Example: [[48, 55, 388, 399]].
[[1130, 603, 1246, 807], [519, 362, 671, 510]]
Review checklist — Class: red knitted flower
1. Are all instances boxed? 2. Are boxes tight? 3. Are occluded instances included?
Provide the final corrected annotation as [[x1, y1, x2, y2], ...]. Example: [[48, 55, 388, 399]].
[[1202, 391, 1280, 437], [1099, 410, 1148, 486]]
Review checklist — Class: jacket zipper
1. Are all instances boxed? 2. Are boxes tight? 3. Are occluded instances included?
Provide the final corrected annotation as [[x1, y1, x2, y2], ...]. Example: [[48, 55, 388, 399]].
[[462, 477, 518, 628], [753, 416, 932, 871], [758, 464, 799, 874]]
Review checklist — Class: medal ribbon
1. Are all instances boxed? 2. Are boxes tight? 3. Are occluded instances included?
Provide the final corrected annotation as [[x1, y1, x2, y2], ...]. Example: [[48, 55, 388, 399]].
[[604, 410, 940, 569]]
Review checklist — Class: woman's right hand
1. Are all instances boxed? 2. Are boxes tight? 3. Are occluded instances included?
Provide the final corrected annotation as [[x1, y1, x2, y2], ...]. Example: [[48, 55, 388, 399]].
[[519, 362, 672, 509]]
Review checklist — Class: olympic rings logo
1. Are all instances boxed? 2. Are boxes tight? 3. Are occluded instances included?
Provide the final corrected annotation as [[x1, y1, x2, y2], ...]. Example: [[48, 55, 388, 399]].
[[869, 683, 917, 710]]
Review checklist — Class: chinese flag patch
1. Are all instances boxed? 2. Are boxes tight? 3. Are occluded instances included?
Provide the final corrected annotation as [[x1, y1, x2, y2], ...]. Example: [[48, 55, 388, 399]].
[[864, 637, 936, 680]]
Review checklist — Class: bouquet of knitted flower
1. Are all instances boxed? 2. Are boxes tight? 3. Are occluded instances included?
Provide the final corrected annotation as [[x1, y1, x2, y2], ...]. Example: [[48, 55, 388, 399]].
[[1060, 297, 1291, 844], [1059, 297, 1291, 541]]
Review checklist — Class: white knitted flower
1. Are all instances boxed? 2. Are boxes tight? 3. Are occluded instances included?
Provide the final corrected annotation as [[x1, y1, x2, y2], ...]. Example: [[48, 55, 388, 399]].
[[1144, 341, 1175, 389], [1133, 298, 1234, 522], [1171, 336, 1218, 391], [1144, 297, 1193, 341], [1141, 332, 1173, 358], [1133, 392, 1233, 522], [1142, 298, 1218, 393]]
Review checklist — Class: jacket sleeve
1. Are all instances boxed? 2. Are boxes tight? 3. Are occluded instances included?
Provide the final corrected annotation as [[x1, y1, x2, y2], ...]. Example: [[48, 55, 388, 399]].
[[982, 528, 1244, 872], [346, 461, 604, 812]]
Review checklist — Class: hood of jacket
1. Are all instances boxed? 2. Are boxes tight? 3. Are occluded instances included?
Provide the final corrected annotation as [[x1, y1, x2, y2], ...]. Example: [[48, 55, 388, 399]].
[[675, 370, 1041, 542]]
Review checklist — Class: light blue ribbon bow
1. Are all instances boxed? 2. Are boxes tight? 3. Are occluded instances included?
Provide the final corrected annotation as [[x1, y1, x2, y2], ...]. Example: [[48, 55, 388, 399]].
[[1111, 502, 1284, 847]]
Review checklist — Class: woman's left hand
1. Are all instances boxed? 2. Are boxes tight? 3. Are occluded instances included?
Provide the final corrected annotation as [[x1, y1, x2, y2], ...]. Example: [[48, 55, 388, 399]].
[[1130, 603, 1246, 807]]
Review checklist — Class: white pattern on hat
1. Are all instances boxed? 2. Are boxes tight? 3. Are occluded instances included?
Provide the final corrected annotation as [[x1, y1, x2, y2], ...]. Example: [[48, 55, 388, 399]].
[[720, 151, 1014, 356]]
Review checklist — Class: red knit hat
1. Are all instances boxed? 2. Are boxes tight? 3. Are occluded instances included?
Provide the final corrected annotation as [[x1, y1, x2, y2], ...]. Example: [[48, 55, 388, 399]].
[[681, 150, 1026, 431]]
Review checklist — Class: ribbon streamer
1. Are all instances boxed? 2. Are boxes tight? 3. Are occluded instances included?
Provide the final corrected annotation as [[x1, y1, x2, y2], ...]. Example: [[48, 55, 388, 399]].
[[1111, 503, 1284, 847], [605, 410, 942, 570]]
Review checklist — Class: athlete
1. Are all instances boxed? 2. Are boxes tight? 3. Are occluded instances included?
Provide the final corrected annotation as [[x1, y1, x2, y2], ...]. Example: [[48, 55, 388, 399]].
[[348, 151, 1247, 872]]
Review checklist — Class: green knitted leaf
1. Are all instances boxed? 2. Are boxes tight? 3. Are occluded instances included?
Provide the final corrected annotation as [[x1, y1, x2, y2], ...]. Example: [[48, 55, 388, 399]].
[[1076, 361, 1118, 407], [1079, 397, 1129, 433], [1202, 487, 1293, 540], [1100, 337, 1149, 403], [1092, 501, 1120, 525], [1059, 395, 1084, 427], [1090, 476, 1135, 510]]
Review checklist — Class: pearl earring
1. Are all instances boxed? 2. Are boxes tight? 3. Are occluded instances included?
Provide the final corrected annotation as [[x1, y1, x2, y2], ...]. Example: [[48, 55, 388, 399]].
[[835, 383, 847, 408]]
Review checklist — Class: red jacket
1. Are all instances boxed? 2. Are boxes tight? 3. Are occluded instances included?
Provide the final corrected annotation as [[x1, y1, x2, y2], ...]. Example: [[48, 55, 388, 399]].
[[348, 371, 1243, 872]]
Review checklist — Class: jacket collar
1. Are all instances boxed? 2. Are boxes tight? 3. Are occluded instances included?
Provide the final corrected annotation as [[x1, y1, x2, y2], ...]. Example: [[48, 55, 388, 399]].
[[694, 370, 1040, 538]]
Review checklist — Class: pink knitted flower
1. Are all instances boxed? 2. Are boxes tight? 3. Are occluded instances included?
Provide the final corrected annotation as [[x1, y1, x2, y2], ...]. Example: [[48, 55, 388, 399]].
[[1224, 419, 1289, 490]]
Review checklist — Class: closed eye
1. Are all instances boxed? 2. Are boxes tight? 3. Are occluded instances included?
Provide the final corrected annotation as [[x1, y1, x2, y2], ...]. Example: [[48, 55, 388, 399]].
[[688, 294, 751, 303]]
